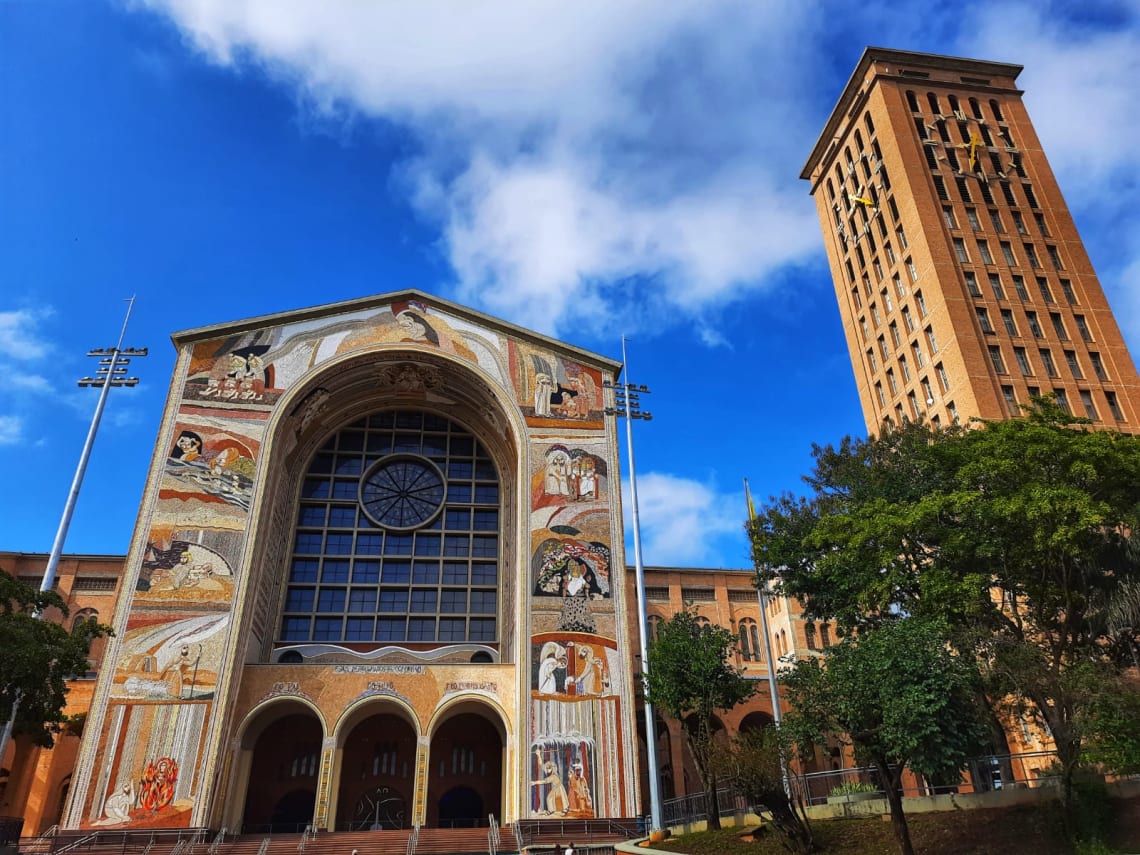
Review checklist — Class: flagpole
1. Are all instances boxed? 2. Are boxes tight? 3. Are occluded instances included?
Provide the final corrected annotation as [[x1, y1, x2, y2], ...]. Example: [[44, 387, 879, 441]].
[[744, 479, 783, 730]]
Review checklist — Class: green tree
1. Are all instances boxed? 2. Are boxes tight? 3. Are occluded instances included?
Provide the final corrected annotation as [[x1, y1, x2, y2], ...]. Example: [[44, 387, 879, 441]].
[[780, 618, 989, 855], [751, 402, 1140, 816], [0, 568, 112, 748], [711, 725, 815, 853], [643, 609, 756, 830]]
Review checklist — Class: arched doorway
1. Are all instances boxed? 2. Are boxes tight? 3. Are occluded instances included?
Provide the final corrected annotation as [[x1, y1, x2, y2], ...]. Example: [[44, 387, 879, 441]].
[[425, 710, 503, 827], [241, 710, 323, 833], [336, 712, 416, 830], [738, 711, 775, 733], [438, 786, 483, 827], [271, 790, 316, 830]]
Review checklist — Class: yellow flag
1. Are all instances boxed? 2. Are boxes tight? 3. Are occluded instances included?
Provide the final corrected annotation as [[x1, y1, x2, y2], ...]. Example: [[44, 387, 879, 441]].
[[744, 477, 757, 523]]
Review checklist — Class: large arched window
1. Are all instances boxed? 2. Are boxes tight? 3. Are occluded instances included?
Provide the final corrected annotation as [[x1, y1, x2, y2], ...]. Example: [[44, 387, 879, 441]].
[[72, 608, 99, 632], [279, 410, 501, 647]]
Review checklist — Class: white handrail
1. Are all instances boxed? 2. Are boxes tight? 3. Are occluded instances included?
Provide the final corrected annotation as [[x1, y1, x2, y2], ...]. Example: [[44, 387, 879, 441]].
[[487, 814, 499, 855]]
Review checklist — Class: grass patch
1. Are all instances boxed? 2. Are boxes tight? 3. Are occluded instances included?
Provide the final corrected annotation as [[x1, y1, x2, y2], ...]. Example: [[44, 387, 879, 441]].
[[650, 796, 1140, 854]]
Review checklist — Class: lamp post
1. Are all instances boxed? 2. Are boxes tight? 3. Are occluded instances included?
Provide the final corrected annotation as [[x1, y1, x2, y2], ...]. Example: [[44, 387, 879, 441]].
[[603, 337, 663, 833], [0, 298, 145, 762]]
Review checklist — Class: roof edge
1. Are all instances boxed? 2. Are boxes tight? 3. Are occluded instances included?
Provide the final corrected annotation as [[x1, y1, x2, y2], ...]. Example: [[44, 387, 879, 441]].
[[800, 47, 1024, 181], [170, 288, 623, 372]]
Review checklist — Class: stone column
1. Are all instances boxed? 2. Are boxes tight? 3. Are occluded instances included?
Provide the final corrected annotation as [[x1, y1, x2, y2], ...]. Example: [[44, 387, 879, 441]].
[[411, 737, 430, 828], [313, 737, 338, 830]]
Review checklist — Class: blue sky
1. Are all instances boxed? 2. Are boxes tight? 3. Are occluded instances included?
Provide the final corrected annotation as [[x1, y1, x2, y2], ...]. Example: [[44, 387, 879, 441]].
[[2, 1, 1140, 569]]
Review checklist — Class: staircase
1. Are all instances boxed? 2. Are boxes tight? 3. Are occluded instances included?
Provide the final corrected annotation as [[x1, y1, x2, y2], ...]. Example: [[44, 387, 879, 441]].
[[21, 824, 545, 855]]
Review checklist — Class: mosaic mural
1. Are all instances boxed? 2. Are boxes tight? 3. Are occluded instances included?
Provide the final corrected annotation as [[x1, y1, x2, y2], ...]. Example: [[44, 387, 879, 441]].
[[87, 700, 210, 828], [509, 341, 604, 429], [74, 294, 631, 829], [528, 632, 622, 818]]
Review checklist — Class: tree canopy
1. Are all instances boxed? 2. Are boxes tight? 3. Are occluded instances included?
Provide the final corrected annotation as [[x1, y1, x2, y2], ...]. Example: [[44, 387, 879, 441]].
[[750, 402, 1140, 803], [1, 569, 112, 748], [644, 609, 756, 830], [781, 617, 989, 855]]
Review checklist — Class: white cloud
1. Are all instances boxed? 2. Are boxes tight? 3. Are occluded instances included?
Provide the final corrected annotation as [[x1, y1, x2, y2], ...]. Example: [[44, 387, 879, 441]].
[[0, 309, 52, 361], [0, 374, 54, 394], [134, 1, 1140, 346], [622, 472, 747, 567], [961, 4, 1140, 192], [0, 305, 108, 448], [136, 0, 824, 337], [0, 415, 23, 446], [0, 309, 55, 447]]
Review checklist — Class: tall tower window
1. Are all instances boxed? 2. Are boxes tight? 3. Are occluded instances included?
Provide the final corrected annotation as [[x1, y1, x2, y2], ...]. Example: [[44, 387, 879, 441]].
[[280, 410, 501, 645], [1079, 390, 1099, 421], [1106, 391, 1124, 421], [1014, 347, 1032, 376], [1001, 310, 1018, 336], [1090, 352, 1107, 381]]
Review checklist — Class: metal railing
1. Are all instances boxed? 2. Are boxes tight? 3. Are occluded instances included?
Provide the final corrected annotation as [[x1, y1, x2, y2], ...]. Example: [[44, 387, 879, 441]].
[[404, 825, 418, 855], [206, 829, 227, 855], [239, 824, 309, 836], [16, 823, 52, 854], [38, 827, 213, 855], [512, 818, 642, 847], [657, 749, 1095, 826], [661, 788, 747, 828], [255, 838, 270, 855], [487, 814, 500, 855], [789, 750, 1069, 807], [47, 834, 99, 855]]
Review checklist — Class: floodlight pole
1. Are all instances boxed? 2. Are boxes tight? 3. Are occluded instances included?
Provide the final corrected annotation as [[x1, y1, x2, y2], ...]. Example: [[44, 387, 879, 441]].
[[0, 298, 145, 762], [604, 337, 663, 833]]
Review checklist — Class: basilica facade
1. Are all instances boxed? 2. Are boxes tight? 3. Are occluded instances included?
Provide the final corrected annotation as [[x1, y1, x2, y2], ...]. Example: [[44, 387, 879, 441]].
[[61, 292, 641, 832]]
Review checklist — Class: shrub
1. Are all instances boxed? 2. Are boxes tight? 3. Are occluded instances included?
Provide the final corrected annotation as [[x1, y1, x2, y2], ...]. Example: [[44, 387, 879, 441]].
[[829, 781, 878, 796]]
